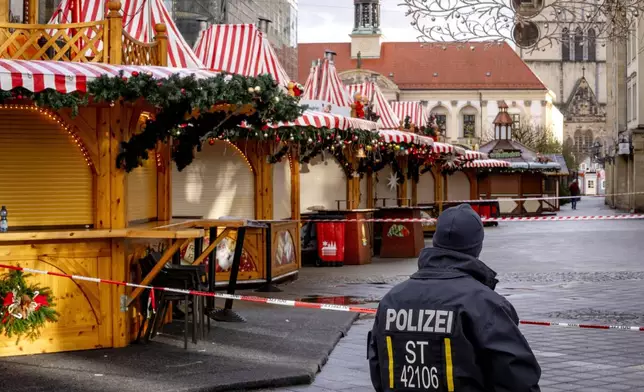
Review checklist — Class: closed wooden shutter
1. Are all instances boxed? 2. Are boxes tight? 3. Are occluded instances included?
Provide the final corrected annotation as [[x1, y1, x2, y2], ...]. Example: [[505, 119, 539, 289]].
[[273, 158, 291, 219], [0, 108, 93, 227], [447, 171, 470, 201], [418, 171, 435, 203], [375, 166, 397, 207], [300, 155, 346, 212], [127, 151, 158, 223], [172, 141, 255, 219]]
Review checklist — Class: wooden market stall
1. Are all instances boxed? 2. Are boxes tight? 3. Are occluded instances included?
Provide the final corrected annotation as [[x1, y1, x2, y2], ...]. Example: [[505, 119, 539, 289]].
[[0, 1, 302, 356]]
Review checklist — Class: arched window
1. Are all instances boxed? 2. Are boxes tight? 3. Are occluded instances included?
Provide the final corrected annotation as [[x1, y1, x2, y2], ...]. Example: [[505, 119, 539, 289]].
[[562, 28, 570, 61], [587, 29, 596, 61], [584, 130, 594, 151], [574, 129, 583, 155], [574, 27, 584, 61]]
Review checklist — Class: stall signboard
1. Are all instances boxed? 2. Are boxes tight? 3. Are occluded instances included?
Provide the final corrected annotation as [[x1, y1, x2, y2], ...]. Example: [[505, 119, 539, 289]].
[[300, 100, 351, 117], [489, 149, 522, 159]]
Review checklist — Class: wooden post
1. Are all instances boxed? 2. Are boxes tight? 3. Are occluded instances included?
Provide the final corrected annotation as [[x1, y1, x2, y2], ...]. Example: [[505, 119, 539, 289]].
[[96, 108, 112, 228], [107, 1, 123, 65], [25, 0, 37, 23], [345, 151, 360, 210], [465, 170, 478, 200], [154, 23, 168, 67], [290, 148, 301, 221], [0, 0, 8, 23], [366, 169, 374, 208]]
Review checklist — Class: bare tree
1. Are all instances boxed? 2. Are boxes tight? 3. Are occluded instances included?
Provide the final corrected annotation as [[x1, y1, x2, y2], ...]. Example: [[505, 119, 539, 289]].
[[483, 122, 562, 154]]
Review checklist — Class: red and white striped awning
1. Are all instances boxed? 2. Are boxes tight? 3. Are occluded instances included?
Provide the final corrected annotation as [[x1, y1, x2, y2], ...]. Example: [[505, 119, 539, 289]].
[[194, 24, 290, 88], [302, 58, 352, 107], [432, 142, 455, 154], [378, 130, 433, 146], [270, 110, 377, 131], [460, 150, 489, 160], [346, 82, 400, 130], [0, 59, 217, 93], [48, 0, 204, 68], [463, 159, 511, 168], [390, 101, 426, 127]]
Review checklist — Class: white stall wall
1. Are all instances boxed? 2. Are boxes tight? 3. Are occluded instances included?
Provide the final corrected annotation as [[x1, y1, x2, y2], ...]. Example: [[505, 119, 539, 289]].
[[375, 166, 398, 207], [300, 154, 346, 212], [273, 158, 292, 219], [417, 171, 435, 204], [172, 142, 255, 219], [359, 175, 368, 209], [446, 171, 470, 201]]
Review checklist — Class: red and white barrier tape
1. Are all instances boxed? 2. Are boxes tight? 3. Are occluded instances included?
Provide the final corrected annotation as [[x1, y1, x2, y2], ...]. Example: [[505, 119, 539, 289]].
[[299, 214, 644, 224], [443, 191, 644, 204], [0, 264, 643, 332]]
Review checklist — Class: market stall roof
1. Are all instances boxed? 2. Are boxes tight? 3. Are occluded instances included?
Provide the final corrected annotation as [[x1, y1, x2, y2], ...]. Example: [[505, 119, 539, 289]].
[[461, 150, 488, 160], [302, 57, 353, 107], [0, 59, 216, 93], [464, 159, 511, 168], [48, 0, 204, 68], [390, 101, 426, 127], [346, 82, 400, 130], [478, 139, 537, 163], [379, 129, 433, 146], [194, 24, 290, 88], [269, 110, 377, 131], [432, 141, 455, 154]]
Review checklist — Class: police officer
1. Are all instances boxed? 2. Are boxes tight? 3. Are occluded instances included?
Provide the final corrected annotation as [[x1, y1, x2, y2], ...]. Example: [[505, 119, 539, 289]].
[[368, 204, 540, 391]]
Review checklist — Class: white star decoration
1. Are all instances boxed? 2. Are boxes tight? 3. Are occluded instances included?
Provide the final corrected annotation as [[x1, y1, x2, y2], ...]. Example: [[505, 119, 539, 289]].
[[387, 171, 399, 191]]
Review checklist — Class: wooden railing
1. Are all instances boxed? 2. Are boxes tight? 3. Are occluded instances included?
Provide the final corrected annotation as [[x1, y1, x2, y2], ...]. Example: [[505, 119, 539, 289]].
[[0, 21, 109, 62], [0, 1, 167, 66]]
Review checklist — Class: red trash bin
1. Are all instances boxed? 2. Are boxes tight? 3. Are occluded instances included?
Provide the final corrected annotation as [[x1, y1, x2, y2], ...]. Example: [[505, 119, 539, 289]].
[[316, 222, 345, 267]]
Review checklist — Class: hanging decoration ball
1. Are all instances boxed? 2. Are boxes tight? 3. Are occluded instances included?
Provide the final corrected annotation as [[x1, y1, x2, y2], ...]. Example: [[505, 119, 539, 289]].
[[110, 101, 115, 107], [132, 71, 139, 77], [289, 134, 294, 141], [276, 136, 281, 142], [208, 138, 215, 145], [157, 82, 163, 86], [264, 133, 269, 137], [366, 145, 373, 151], [254, 86, 261, 93], [394, 145, 401, 151], [336, 135, 342, 141], [261, 124, 269, 131], [307, 138, 313, 143], [180, 88, 186, 94], [352, 135, 359, 141], [274, 97, 280, 103], [248, 87, 255, 93], [121, 76, 128, 82]]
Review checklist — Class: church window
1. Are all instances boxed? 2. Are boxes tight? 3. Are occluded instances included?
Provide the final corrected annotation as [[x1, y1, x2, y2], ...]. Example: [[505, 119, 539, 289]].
[[587, 29, 596, 62], [463, 114, 475, 138], [574, 27, 584, 61], [562, 28, 570, 61], [354, 4, 360, 28]]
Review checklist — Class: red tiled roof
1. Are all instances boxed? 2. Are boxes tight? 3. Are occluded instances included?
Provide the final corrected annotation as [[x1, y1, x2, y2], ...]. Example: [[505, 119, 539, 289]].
[[297, 42, 546, 91]]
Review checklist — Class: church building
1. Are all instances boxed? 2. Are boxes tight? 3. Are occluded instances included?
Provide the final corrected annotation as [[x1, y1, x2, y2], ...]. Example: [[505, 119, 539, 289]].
[[297, 0, 564, 150]]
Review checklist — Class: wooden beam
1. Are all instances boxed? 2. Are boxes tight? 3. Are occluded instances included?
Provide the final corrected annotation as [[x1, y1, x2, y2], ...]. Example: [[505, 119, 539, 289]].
[[110, 104, 126, 230], [192, 228, 231, 266], [107, 1, 123, 64], [96, 108, 111, 229], [126, 238, 191, 306]]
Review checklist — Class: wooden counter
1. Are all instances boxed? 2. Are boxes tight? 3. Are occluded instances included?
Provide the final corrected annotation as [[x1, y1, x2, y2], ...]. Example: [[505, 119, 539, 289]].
[[376, 207, 425, 258]]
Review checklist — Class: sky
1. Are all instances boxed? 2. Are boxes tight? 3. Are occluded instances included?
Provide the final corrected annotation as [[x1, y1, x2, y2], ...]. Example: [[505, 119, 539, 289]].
[[297, 0, 419, 43]]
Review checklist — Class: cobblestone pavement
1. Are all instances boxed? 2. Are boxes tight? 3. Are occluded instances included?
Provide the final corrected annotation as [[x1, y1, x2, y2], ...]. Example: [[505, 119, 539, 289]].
[[259, 198, 644, 392]]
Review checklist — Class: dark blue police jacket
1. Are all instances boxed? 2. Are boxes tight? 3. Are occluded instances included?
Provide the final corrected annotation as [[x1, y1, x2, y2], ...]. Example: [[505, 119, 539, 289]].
[[368, 247, 541, 392]]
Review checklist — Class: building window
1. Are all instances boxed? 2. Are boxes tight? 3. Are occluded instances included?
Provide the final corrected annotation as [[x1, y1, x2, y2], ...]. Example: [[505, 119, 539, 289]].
[[511, 113, 520, 132], [463, 114, 475, 138], [562, 28, 570, 61], [587, 29, 596, 62], [587, 180, 595, 189], [633, 82, 637, 121], [433, 114, 447, 135], [574, 27, 584, 61]]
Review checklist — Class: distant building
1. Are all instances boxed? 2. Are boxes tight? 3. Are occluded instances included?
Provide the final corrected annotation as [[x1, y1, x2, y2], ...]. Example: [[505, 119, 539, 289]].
[[298, 0, 563, 150]]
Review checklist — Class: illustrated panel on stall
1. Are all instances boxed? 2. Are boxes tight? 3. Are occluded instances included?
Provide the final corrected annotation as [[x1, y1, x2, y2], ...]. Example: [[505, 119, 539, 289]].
[[172, 141, 255, 220], [300, 154, 346, 212], [127, 150, 158, 225], [375, 165, 399, 207], [180, 228, 263, 282], [0, 108, 93, 229], [272, 158, 292, 220]]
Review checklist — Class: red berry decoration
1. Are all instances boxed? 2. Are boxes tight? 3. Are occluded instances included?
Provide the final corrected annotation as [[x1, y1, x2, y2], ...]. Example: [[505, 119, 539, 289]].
[[261, 124, 269, 131], [208, 138, 215, 145], [275, 136, 281, 142], [181, 88, 186, 94], [122, 77, 128, 82], [132, 71, 139, 77]]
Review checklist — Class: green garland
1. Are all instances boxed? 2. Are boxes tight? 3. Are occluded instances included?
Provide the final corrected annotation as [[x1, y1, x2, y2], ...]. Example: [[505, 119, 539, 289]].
[[0, 72, 303, 172], [0, 270, 58, 343]]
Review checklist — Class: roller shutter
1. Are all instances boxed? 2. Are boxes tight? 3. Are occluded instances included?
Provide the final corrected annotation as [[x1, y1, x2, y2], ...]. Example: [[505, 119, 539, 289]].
[[172, 141, 255, 219], [0, 108, 93, 228], [447, 171, 470, 201], [273, 158, 292, 219], [300, 154, 346, 212], [127, 151, 158, 223]]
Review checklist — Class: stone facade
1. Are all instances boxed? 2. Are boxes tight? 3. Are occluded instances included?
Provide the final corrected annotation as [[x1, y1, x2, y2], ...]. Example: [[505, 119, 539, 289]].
[[339, 68, 563, 149]]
